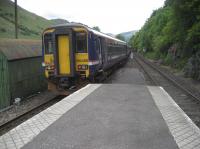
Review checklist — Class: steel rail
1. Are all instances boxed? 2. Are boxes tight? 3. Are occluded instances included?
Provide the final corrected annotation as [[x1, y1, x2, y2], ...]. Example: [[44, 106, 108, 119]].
[[134, 55, 157, 85], [134, 52, 200, 102], [0, 95, 65, 135], [0, 81, 89, 135]]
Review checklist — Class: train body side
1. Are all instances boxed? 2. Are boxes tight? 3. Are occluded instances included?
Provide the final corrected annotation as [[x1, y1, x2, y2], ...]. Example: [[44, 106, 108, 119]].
[[88, 31, 128, 78]]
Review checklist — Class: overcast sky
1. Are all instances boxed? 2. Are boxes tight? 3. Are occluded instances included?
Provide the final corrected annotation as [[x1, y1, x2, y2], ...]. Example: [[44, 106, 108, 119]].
[[13, 0, 165, 34]]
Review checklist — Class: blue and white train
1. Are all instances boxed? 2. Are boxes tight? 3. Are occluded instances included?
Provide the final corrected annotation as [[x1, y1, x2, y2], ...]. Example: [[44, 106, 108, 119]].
[[42, 23, 130, 85]]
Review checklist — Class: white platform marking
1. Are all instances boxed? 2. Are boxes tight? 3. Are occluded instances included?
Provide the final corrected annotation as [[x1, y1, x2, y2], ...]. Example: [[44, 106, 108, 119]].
[[0, 84, 101, 149], [148, 86, 200, 149]]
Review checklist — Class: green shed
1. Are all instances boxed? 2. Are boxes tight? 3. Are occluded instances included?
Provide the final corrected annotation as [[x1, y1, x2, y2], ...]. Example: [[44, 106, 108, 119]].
[[0, 39, 47, 110]]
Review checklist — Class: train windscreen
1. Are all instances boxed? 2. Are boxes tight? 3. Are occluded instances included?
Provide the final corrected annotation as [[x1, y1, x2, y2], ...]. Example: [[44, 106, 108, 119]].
[[44, 34, 53, 54], [76, 32, 87, 53]]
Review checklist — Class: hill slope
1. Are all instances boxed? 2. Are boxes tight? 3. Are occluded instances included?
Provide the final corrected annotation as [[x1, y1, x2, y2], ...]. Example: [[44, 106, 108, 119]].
[[119, 30, 137, 41], [0, 0, 69, 39]]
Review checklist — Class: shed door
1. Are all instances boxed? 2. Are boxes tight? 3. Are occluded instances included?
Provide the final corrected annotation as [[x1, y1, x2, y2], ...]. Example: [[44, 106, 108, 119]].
[[57, 35, 71, 75], [0, 54, 10, 109]]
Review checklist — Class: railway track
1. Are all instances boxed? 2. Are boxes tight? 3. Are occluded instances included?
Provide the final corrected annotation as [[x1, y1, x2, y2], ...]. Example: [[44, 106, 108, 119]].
[[134, 52, 200, 127], [0, 81, 89, 136], [0, 95, 65, 136]]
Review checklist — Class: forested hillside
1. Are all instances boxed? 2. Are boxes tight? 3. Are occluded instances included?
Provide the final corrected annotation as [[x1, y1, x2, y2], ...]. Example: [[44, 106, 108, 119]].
[[0, 0, 68, 39], [131, 0, 200, 80], [118, 31, 137, 42]]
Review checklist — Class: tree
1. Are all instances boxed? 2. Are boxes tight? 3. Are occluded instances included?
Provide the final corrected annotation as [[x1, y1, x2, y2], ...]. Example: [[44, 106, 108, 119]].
[[92, 26, 101, 32], [131, 0, 200, 74], [128, 34, 135, 47], [116, 34, 125, 41]]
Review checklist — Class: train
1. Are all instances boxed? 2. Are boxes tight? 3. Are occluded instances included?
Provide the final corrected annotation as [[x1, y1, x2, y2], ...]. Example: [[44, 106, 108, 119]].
[[42, 23, 130, 87]]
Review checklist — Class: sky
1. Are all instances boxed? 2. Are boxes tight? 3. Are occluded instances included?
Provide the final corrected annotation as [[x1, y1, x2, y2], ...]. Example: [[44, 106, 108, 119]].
[[13, 0, 165, 34]]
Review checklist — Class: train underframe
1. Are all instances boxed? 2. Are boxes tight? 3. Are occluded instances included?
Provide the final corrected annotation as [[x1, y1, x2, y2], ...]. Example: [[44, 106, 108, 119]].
[[48, 56, 128, 90]]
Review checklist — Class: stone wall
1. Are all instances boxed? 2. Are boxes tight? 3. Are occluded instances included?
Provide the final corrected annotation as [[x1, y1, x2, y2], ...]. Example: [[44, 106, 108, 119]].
[[184, 51, 200, 80]]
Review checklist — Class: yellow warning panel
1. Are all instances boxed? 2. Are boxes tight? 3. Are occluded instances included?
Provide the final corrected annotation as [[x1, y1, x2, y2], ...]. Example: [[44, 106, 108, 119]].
[[58, 35, 71, 75], [44, 54, 54, 78]]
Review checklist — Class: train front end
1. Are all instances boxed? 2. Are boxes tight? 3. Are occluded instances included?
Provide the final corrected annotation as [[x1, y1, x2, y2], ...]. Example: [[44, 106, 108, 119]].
[[42, 25, 89, 88]]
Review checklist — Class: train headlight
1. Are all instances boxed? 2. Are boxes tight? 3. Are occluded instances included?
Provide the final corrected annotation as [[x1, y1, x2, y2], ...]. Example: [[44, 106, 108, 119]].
[[42, 62, 46, 67], [78, 65, 82, 70], [82, 65, 86, 70], [78, 65, 88, 70]]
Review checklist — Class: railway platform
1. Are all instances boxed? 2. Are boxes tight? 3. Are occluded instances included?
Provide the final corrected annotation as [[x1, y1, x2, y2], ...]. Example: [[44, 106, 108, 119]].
[[1, 83, 200, 149]]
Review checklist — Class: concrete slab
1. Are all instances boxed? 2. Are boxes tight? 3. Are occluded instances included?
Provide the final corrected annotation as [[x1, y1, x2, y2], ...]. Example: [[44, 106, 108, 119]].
[[148, 86, 200, 149], [0, 84, 101, 149], [23, 84, 178, 149]]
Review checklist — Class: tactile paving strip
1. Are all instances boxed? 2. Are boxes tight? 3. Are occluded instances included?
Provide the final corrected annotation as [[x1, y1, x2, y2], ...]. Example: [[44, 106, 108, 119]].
[[0, 84, 101, 149], [148, 86, 200, 149]]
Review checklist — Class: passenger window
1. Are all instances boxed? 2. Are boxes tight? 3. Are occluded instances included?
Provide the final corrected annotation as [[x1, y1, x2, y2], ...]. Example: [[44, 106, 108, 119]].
[[76, 32, 87, 53], [44, 34, 53, 54], [94, 39, 101, 53]]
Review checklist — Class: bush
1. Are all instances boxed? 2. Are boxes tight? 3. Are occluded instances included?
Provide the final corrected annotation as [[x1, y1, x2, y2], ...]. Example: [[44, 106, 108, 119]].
[[0, 28, 6, 32], [164, 53, 173, 65], [144, 50, 161, 60]]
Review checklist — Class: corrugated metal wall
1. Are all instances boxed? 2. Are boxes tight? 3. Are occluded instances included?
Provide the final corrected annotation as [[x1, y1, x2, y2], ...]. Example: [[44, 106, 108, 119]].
[[0, 39, 47, 110], [0, 53, 10, 110], [9, 57, 47, 103]]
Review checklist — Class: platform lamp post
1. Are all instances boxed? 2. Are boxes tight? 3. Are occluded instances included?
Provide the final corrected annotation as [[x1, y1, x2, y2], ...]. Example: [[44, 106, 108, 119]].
[[14, 0, 18, 39]]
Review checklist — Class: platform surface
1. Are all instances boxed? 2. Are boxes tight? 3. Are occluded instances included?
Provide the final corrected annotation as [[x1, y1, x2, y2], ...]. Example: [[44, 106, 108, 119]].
[[106, 68, 146, 84], [22, 84, 178, 149], [1, 84, 200, 149]]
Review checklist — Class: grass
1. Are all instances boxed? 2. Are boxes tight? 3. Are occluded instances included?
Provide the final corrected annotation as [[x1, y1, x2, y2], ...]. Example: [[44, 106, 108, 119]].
[[144, 50, 161, 60], [0, 0, 68, 39]]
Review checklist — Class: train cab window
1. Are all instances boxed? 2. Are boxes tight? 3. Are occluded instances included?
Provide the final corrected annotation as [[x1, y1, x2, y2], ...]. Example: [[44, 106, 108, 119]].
[[44, 34, 53, 54], [76, 32, 87, 53]]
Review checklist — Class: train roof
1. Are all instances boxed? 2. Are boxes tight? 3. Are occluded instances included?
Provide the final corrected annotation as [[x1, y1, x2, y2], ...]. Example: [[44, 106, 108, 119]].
[[45, 23, 127, 45]]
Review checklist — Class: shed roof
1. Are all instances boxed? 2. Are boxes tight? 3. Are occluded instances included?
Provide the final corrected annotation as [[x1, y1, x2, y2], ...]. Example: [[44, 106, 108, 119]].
[[0, 39, 42, 61]]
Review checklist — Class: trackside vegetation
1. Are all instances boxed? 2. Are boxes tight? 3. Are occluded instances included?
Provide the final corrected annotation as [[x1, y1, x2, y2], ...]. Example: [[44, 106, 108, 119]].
[[0, 0, 69, 39], [130, 0, 200, 80]]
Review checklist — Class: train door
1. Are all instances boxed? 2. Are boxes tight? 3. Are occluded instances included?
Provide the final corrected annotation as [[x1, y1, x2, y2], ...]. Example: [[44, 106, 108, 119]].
[[57, 35, 74, 76], [96, 38, 103, 66], [57, 35, 70, 75]]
